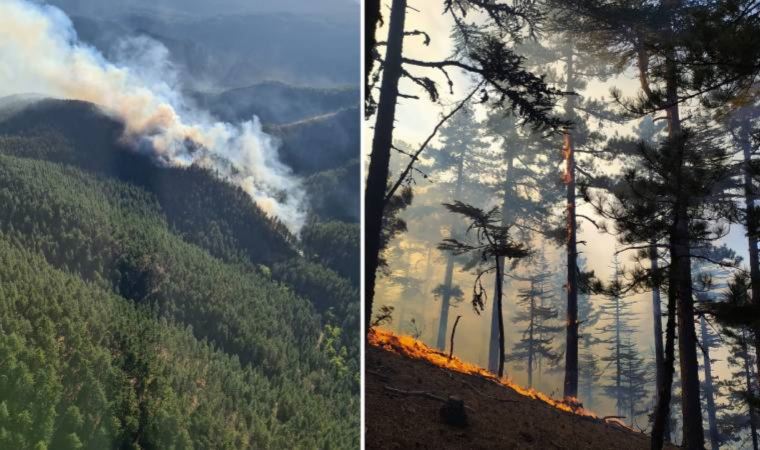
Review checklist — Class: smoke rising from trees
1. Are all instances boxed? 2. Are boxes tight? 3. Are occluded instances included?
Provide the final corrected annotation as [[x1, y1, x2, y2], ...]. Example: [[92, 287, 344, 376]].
[[0, 0, 306, 232]]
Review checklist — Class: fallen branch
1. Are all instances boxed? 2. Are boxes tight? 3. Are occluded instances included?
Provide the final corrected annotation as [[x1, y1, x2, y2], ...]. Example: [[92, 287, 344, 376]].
[[367, 369, 390, 382], [383, 385, 475, 412], [602, 415, 626, 421]]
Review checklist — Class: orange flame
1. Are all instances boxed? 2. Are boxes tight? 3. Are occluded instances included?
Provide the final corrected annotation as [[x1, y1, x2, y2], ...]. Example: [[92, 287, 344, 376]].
[[369, 327, 598, 418], [562, 131, 573, 185]]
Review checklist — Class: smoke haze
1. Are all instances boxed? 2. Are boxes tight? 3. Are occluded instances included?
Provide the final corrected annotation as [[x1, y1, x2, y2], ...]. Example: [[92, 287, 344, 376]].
[[0, 0, 306, 232]]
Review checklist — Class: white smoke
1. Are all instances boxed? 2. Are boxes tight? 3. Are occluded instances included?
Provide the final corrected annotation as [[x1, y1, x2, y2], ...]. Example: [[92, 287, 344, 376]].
[[0, 0, 307, 233]]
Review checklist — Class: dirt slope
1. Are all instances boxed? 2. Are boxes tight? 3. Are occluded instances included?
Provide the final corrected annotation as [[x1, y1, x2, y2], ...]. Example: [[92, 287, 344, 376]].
[[367, 343, 671, 450]]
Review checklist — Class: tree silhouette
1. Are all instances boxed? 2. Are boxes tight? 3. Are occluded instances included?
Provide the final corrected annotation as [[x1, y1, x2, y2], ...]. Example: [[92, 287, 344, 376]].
[[438, 201, 530, 377]]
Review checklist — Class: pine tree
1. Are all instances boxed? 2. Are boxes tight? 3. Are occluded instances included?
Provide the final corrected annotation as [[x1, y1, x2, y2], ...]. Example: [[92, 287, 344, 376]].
[[431, 107, 489, 350], [481, 111, 564, 373], [692, 245, 737, 450], [507, 252, 562, 387], [724, 101, 760, 386], [619, 338, 652, 427], [493, 31, 618, 395], [713, 273, 760, 450], [599, 253, 639, 417], [577, 255, 604, 409], [438, 201, 530, 377], [553, 2, 760, 447], [364, 0, 563, 339]]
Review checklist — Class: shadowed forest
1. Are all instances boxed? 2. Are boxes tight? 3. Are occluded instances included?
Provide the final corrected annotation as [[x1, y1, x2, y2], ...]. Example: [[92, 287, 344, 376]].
[[365, 1, 760, 449]]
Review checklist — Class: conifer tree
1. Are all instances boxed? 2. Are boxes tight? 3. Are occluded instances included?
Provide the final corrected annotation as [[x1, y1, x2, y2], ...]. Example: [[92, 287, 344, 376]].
[[438, 201, 530, 377], [481, 111, 564, 373], [364, 0, 563, 338], [712, 273, 760, 450], [554, 2, 760, 445], [507, 252, 562, 387], [431, 107, 489, 350], [599, 253, 638, 417]]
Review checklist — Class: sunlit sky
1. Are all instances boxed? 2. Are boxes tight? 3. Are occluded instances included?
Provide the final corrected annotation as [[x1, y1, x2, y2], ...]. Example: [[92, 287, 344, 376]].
[[367, 1, 750, 434]]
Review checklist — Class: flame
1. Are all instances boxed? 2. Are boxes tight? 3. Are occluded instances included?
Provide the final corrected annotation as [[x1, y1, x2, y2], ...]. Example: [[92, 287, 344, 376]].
[[562, 130, 573, 185], [369, 327, 597, 417]]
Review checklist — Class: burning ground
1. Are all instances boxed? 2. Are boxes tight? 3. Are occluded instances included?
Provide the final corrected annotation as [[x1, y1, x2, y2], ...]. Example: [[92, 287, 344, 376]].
[[367, 328, 673, 449]]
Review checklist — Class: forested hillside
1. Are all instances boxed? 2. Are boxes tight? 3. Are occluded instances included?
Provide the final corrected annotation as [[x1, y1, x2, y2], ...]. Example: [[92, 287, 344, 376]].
[[0, 98, 359, 448]]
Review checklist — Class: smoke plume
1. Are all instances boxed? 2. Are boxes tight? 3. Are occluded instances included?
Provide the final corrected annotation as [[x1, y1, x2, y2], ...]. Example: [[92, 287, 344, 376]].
[[0, 0, 307, 233]]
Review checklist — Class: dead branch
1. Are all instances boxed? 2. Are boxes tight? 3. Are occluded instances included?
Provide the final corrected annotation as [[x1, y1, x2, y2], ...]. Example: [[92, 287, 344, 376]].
[[383, 81, 484, 205], [383, 385, 475, 412], [367, 369, 390, 382], [448, 315, 462, 361]]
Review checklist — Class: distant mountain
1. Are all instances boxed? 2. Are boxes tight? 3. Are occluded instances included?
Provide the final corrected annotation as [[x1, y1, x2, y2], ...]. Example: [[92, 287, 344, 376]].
[[196, 81, 359, 125], [67, 11, 358, 89], [270, 107, 360, 175]]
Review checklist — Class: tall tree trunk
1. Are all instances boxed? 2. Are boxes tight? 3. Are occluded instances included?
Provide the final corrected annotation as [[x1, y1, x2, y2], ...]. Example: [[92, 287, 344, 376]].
[[495, 257, 506, 378], [742, 331, 759, 450], [436, 148, 466, 350], [364, 0, 406, 338], [615, 294, 622, 417], [365, 0, 382, 104], [699, 316, 719, 450], [489, 155, 515, 373], [528, 287, 535, 387], [436, 255, 456, 350], [563, 47, 579, 400], [651, 274, 678, 449], [650, 243, 670, 440], [488, 283, 501, 372], [740, 120, 760, 384], [665, 56, 705, 450]]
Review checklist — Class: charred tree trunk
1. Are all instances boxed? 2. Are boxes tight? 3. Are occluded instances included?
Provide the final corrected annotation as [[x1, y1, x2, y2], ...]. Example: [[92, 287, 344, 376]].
[[650, 242, 670, 440], [740, 121, 760, 385], [666, 59, 705, 450], [651, 274, 678, 449], [436, 148, 466, 350], [365, 0, 382, 103], [495, 257, 506, 378], [699, 316, 719, 450], [364, 0, 406, 338], [563, 47, 579, 400], [743, 330, 760, 450], [436, 255, 456, 350], [489, 155, 515, 373]]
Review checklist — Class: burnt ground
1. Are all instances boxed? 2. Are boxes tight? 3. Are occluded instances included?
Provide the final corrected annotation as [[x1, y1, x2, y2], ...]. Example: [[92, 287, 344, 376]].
[[366, 345, 675, 450]]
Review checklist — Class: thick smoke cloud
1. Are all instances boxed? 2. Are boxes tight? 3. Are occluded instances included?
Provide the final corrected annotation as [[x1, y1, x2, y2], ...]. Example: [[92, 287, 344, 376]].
[[0, 0, 307, 232]]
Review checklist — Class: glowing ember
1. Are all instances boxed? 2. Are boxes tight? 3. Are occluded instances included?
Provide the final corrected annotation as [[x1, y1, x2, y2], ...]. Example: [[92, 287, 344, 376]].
[[369, 327, 598, 418]]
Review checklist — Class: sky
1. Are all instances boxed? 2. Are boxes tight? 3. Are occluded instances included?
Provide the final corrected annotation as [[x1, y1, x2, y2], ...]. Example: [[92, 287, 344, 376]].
[[367, 0, 750, 434]]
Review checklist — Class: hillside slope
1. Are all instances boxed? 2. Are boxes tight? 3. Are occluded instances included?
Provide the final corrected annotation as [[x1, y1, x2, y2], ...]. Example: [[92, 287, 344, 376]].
[[0, 99, 359, 447], [0, 233, 322, 449], [367, 330, 670, 450]]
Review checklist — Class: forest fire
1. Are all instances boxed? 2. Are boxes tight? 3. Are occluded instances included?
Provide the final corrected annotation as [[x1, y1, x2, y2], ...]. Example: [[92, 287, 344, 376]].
[[369, 327, 602, 419]]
